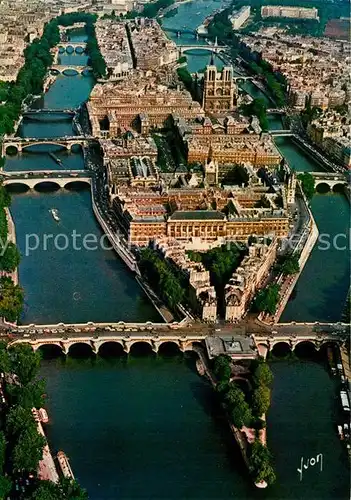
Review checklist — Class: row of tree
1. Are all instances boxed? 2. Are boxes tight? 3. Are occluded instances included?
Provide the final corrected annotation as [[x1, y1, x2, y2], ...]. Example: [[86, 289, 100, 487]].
[[0, 172, 23, 322], [139, 247, 185, 311], [212, 355, 276, 485], [0, 342, 87, 498]]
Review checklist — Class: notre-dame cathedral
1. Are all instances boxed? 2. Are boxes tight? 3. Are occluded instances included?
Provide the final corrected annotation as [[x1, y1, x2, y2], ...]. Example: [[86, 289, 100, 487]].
[[202, 64, 237, 113]]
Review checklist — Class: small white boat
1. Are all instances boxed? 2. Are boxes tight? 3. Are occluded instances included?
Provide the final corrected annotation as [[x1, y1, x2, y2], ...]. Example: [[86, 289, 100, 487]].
[[50, 208, 60, 222]]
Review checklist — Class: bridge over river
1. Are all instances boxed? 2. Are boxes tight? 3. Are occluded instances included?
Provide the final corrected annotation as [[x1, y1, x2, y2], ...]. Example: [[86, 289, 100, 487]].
[[2, 136, 88, 156], [5, 320, 349, 356], [300, 171, 349, 191], [50, 64, 92, 75], [2, 171, 92, 190]]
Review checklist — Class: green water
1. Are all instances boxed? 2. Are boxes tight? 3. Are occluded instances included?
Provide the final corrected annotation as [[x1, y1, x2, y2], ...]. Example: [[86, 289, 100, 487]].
[[39, 356, 349, 500], [10, 188, 159, 325], [281, 193, 350, 323], [274, 137, 325, 173]]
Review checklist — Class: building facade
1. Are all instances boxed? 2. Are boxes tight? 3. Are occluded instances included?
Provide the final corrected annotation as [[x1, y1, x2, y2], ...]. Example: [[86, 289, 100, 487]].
[[202, 65, 237, 113]]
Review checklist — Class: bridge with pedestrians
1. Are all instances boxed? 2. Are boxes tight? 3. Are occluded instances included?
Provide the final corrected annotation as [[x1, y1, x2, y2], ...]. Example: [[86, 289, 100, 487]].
[[4, 320, 349, 356], [2, 136, 88, 156]]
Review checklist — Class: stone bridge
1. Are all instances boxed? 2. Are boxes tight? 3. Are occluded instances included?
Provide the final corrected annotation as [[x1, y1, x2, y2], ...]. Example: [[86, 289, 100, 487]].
[[178, 44, 227, 55], [8, 329, 206, 355], [3, 172, 91, 190], [267, 108, 286, 114], [2, 136, 87, 155], [253, 329, 345, 358], [269, 130, 294, 136], [23, 109, 76, 115], [5, 320, 348, 356], [233, 76, 254, 81], [57, 42, 87, 52], [50, 65, 92, 75], [302, 171, 348, 191]]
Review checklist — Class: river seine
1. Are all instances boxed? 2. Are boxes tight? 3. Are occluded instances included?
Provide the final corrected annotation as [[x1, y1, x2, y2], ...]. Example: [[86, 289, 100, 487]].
[[4, 7, 349, 499]]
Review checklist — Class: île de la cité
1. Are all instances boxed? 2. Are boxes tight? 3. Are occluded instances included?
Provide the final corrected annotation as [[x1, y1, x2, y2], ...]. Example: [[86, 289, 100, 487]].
[[0, 0, 349, 498]]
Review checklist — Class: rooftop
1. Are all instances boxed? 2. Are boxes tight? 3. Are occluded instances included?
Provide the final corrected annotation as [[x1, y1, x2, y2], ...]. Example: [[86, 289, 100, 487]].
[[168, 210, 227, 221]]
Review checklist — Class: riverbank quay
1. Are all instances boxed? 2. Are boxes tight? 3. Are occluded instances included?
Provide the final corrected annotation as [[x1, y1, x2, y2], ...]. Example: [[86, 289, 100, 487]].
[[291, 135, 342, 173], [4, 208, 19, 286], [268, 184, 319, 323], [36, 420, 59, 483], [90, 178, 138, 273]]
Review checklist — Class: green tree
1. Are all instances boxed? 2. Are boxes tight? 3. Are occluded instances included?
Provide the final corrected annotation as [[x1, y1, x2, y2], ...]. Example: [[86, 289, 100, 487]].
[[32, 478, 88, 500], [252, 386, 271, 416], [277, 253, 300, 276], [0, 276, 24, 322], [297, 173, 315, 200], [213, 355, 231, 382], [253, 361, 273, 388], [249, 440, 276, 485], [9, 344, 41, 385], [8, 379, 46, 409], [12, 427, 45, 472], [241, 98, 268, 131], [224, 384, 252, 428], [6, 406, 34, 438], [253, 284, 280, 315], [0, 341, 10, 373], [0, 432, 6, 471], [0, 242, 21, 272], [0, 475, 12, 499]]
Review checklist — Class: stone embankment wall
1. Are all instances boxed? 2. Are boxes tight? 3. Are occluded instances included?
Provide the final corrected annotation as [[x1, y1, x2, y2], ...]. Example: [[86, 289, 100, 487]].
[[273, 185, 319, 322], [90, 185, 138, 273]]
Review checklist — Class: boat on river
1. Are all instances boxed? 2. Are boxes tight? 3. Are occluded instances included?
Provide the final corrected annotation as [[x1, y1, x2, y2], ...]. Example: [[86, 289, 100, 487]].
[[57, 451, 75, 479], [38, 408, 49, 423], [49, 208, 60, 222], [327, 347, 337, 375]]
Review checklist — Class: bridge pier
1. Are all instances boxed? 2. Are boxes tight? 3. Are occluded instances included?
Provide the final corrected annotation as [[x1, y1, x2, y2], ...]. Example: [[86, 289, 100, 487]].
[[123, 340, 131, 354]]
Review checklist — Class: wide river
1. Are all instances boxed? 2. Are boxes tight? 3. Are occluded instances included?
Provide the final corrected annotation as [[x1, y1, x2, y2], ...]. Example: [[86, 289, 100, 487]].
[[4, 10, 349, 500]]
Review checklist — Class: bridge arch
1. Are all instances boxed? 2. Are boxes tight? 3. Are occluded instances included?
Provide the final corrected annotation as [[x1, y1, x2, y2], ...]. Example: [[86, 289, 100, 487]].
[[98, 340, 125, 357], [315, 182, 331, 193], [4, 182, 30, 193], [64, 180, 91, 190], [36, 343, 64, 358], [271, 341, 291, 357], [129, 340, 155, 356], [33, 181, 61, 192], [21, 142, 70, 153], [332, 183, 347, 193], [5, 144, 20, 155], [67, 342, 94, 357], [294, 340, 317, 357], [158, 341, 182, 356]]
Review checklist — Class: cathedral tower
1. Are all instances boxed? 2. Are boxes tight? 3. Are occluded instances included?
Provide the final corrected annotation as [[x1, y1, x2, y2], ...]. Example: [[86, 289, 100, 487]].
[[202, 65, 236, 113]]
